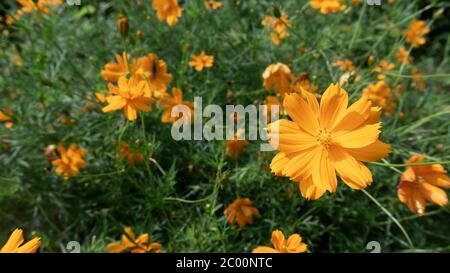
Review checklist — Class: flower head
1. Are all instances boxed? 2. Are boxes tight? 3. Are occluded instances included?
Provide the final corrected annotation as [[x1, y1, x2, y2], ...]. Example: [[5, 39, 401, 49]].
[[135, 54, 173, 98], [398, 155, 450, 215], [0, 110, 13, 128], [263, 63, 293, 95], [405, 20, 430, 48], [253, 230, 307, 253], [224, 198, 260, 228], [362, 81, 395, 115], [107, 227, 162, 253], [332, 59, 356, 72], [262, 12, 292, 45], [268, 84, 391, 200], [310, 0, 346, 15], [226, 129, 249, 159], [152, 0, 182, 26], [396, 46, 413, 64], [120, 142, 144, 165], [101, 52, 136, 82], [189, 51, 214, 72], [1, 228, 41, 253], [204, 0, 223, 10], [372, 59, 395, 80], [411, 68, 425, 91], [116, 15, 129, 36], [102, 76, 155, 121], [51, 144, 86, 178], [158, 88, 194, 123]]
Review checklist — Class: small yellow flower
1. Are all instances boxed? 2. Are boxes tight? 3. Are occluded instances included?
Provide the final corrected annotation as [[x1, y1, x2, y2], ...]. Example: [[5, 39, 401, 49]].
[[396, 46, 413, 64], [405, 20, 430, 48], [152, 0, 182, 26], [107, 227, 162, 253], [51, 144, 86, 178], [253, 230, 307, 253], [332, 59, 356, 72], [158, 88, 194, 123], [262, 63, 293, 95], [224, 198, 260, 228], [102, 76, 155, 121], [411, 68, 425, 91], [398, 155, 450, 215], [189, 51, 214, 72], [0, 228, 41, 253], [310, 0, 346, 15], [262, 12, 292, 46]]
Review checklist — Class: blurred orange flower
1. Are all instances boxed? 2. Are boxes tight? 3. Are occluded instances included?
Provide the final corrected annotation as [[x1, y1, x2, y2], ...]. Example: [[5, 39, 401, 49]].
[[135, 54, 173, 98], [189, 51, 214, 71], [101, 52, 136, 82], [362, 81, 395, 115], [120, 142, 144, 165], [405, 20, 430, 48], [268, 84, 391, 200], [116, 15, 129, 36], [107, 227, 162, 253], [102, 76, 155, 121], [158, 88, 194, 123], [396, 46, 413, 64], [310, 0, 346, 14], [152, 0, 182, 26], [253, 230, 307, 253], [204, 0, 223, 10], [224, 198, 260, 228], [263, 63, 293, 95], [0, 228, 41, 253], [226, 129, 249, 159], [372, 59, 395, 80], [52, 144, 86, 178], [411, 68, 425, 91], [398, 155, 450, 214], [332, 59, 356, 72], [0, 110, 13, 128], [262, 12, 292, 45]]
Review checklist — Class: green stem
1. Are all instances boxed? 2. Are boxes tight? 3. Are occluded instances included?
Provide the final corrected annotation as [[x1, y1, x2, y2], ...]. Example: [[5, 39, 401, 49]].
[[369, 160, 450, 168], [362, 189, 414, 249]]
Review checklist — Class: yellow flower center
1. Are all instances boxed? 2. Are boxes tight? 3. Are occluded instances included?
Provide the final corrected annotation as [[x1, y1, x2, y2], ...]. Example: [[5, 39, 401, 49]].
[[317, 128, 332, 148]]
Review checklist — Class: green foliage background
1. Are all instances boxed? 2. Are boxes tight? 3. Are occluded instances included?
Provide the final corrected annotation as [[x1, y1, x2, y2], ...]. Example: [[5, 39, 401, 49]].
[[0, 0, 449, 252]]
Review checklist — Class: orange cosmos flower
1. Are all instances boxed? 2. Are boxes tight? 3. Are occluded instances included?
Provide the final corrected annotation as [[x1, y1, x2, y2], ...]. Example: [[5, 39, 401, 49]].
[[189, 51, 214, 72], [52, 144, 86, 178], [405, 20, 430, 48], [398, 155, 450, 215], [135, 54, 173, 98], [396, 46, 413, 64], [263, 63, 293, 95], [158, 88, 194, 123], [101, 52, 136, 82], [252, 230, 307, 253], [226, 129, 249, 159], [261, 12, 292, 46], [204, 0, 223, 10], [0, 110, 13, 128], [116, 15, 129, 36], [95, 92, 107, 103], [152, 0, 182, 26], [291, 73, 319, 94], [0, 228, 41, 253], [36, 0, 62, 14], [224, 198, 260, 228], [268, 84, 391, 200], [107, 227, 162, 253], [332, 59, 356, 72], [102, 76, 155, 121], [120, 142, 144, 165], [310, 0, 346, 14], [372, 59, 395, 80], [362, 81, 395, 115], [411, 68, 425, 91], [351, 0, 362, 6]]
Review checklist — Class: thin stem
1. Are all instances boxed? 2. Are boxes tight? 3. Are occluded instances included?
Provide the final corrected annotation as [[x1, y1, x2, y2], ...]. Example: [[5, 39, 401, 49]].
[[369, 160, 450, 168], [362, 189, 414, 249]]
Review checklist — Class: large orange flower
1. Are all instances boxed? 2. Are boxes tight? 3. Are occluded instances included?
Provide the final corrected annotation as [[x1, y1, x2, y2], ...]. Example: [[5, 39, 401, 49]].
[[268, 84, 391, 200], [107, 227, 162, 253], [152, 0, 182, 26], [253, 230, 307, 253], [398, 155, 450, 215], [102, 76, 155, 121], [135, 54, 173, 98], [51, 144, 86, 178], [0, 228, 41, 253], [224, 198, 260, 228]]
